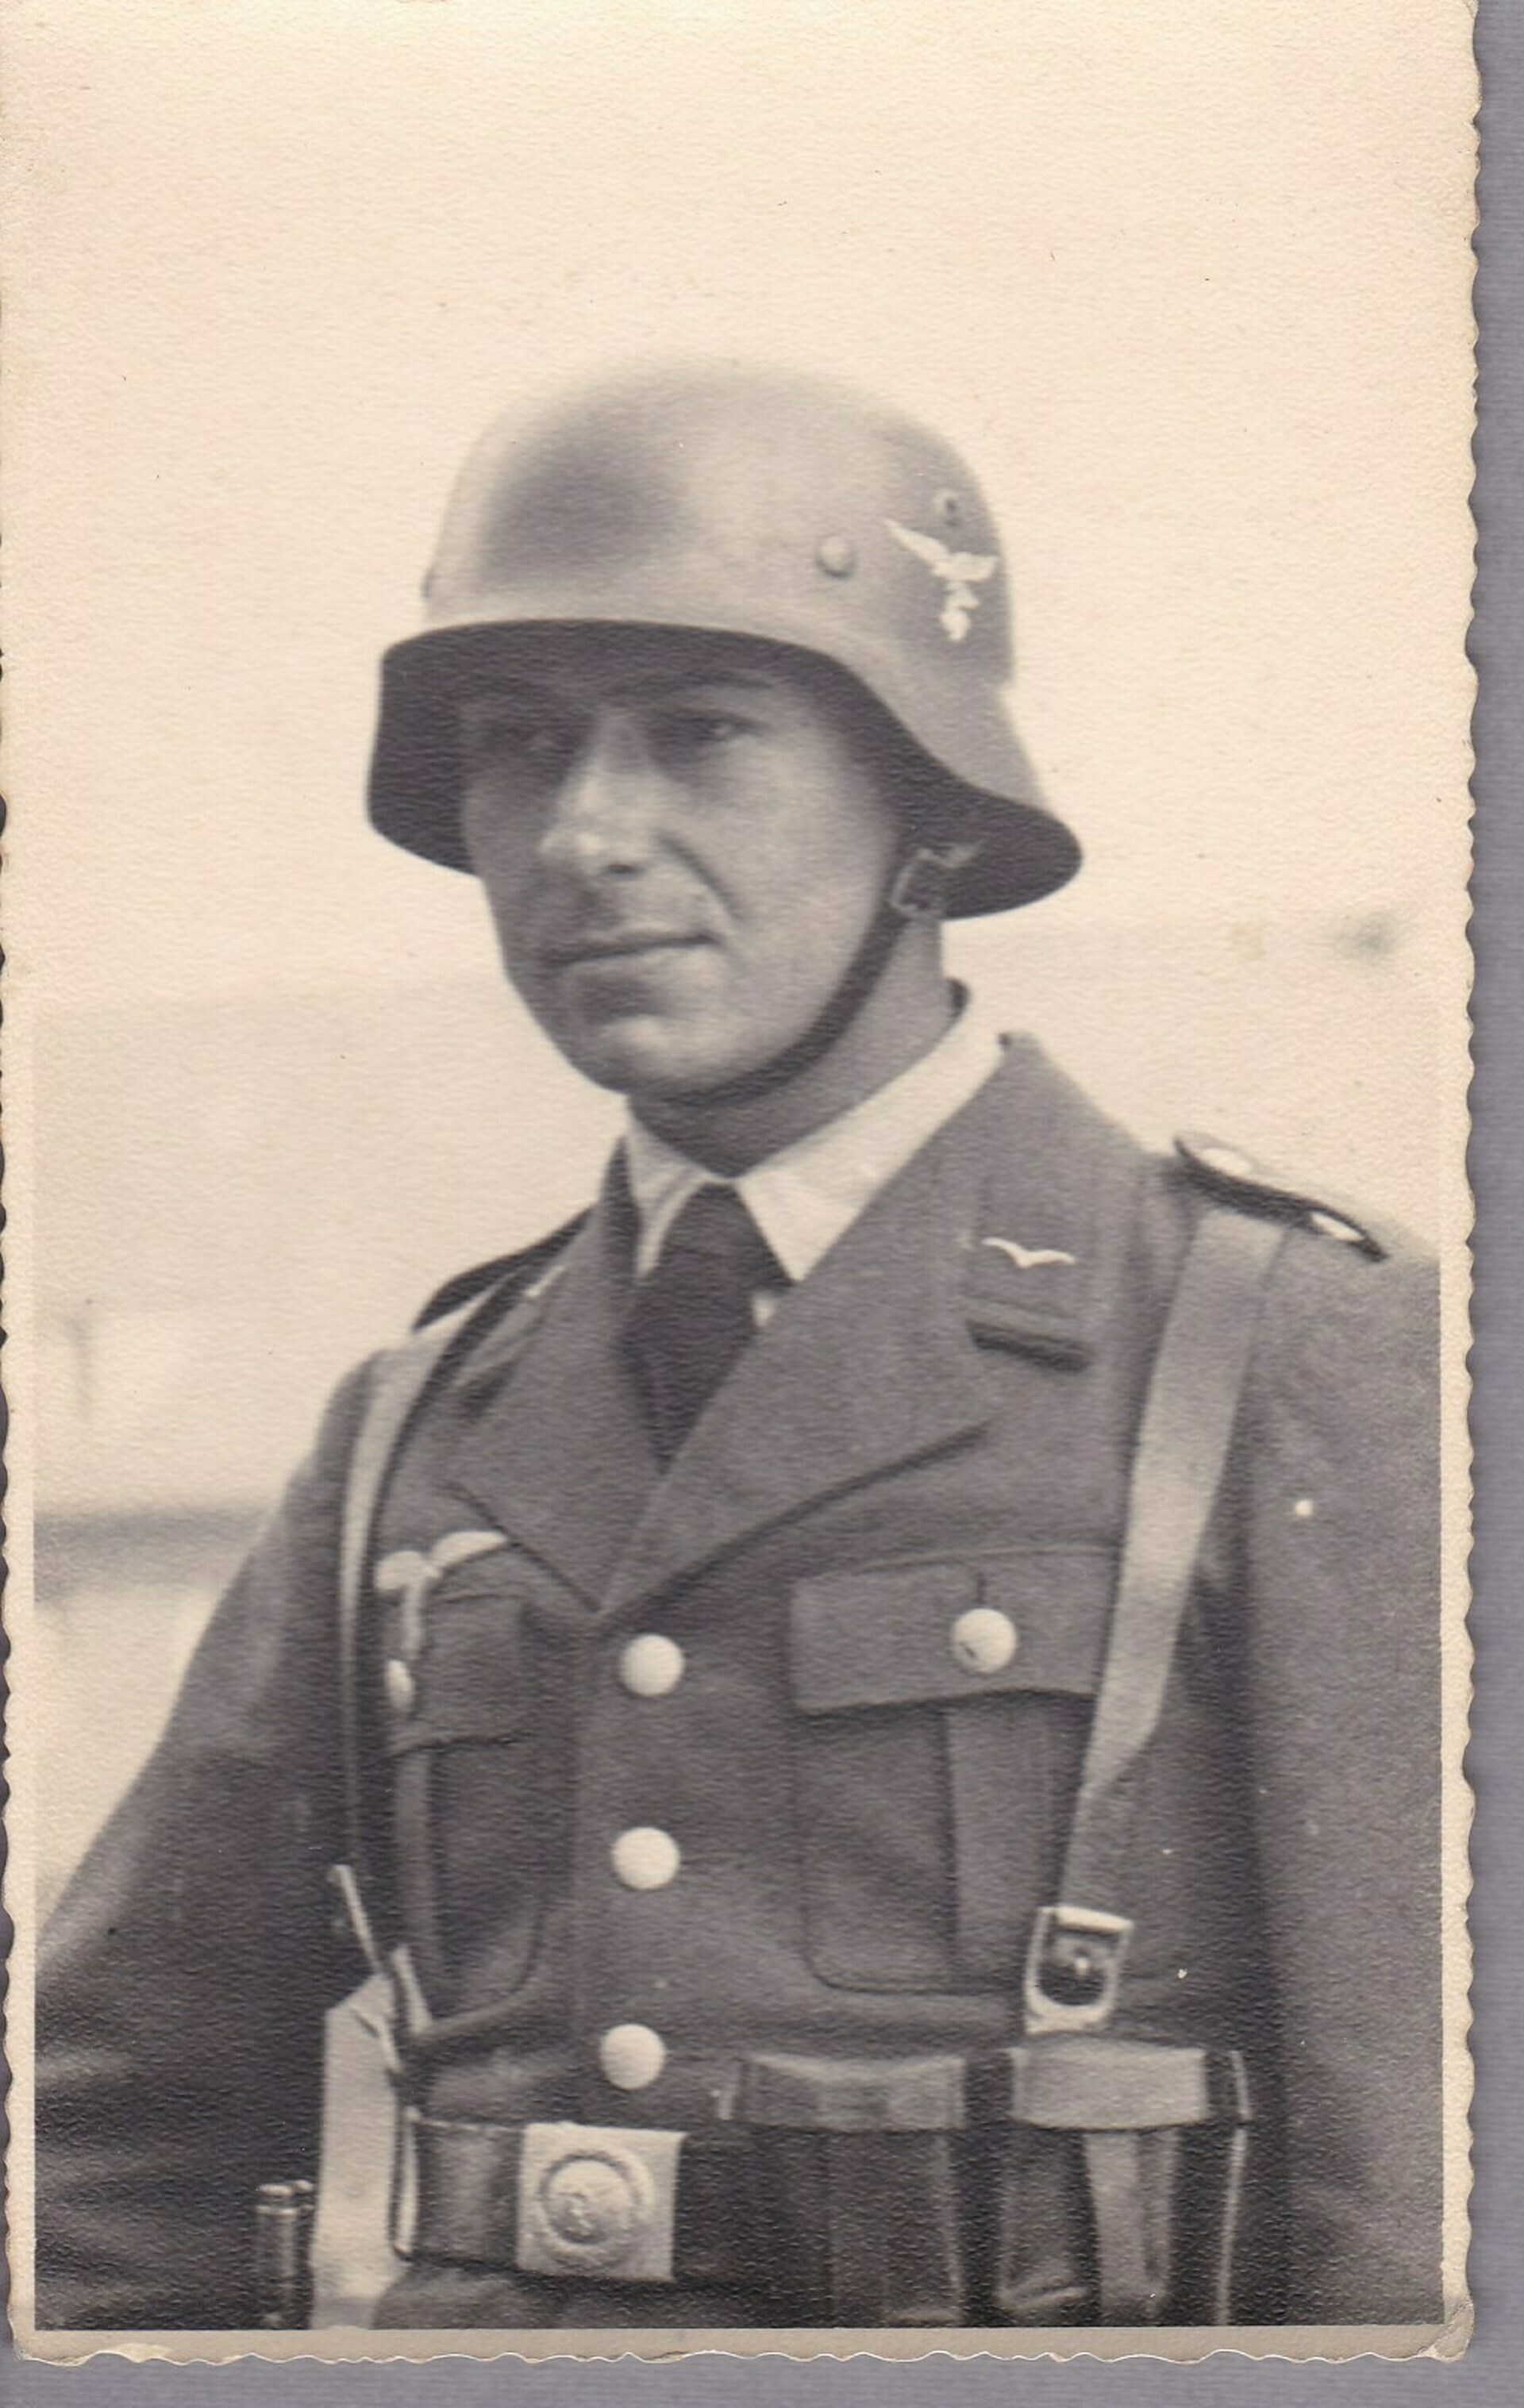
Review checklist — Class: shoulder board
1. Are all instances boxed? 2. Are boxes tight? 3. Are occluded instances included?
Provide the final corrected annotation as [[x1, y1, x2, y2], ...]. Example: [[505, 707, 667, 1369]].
[[414, 1211, 590, 1329], [1174, 1133, 1386, 1260]]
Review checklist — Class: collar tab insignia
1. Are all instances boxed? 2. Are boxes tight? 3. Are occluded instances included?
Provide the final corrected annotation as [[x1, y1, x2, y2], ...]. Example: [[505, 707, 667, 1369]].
[[982, 1236, 1079, 1272]]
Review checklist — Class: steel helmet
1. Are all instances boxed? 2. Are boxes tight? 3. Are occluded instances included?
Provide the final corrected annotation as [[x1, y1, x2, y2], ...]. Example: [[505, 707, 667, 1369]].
[[368, 362, 1080, 916]]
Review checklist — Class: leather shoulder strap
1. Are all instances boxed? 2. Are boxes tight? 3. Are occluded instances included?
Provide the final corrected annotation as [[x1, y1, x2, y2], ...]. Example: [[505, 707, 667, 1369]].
[[1026, 1202, 1288, 2034]]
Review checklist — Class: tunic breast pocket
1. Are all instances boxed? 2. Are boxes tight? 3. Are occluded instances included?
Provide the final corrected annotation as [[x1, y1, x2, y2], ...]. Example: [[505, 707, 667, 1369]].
[[379, 1550, 569, 2014], [787, 1549, 1114, 1992]]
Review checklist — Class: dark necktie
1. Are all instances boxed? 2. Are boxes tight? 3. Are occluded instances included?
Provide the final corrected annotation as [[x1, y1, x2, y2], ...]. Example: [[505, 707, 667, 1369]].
[[623, 1183, 787, 1462]]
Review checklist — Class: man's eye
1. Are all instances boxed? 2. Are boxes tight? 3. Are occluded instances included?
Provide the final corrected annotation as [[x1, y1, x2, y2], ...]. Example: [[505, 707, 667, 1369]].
[[664, 711, 749, 748], [461, 714, 570, 767], [518, 725, 573, 760]]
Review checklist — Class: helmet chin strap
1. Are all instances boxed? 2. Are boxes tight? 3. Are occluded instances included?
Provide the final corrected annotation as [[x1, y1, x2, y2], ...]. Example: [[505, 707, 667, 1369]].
[[660, 840, 979, 1112]]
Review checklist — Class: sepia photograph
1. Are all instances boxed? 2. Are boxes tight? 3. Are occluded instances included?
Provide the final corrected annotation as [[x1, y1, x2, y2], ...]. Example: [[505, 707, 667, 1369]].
[[5, 0, 1476, 2365]]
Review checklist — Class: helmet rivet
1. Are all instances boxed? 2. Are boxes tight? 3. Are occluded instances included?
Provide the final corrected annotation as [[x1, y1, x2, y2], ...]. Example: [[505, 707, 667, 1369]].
[[815, 533, 856, 577], [933, 487, 963, 529]]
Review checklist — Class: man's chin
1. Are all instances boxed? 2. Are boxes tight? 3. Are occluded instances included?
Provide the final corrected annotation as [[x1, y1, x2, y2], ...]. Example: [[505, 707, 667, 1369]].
[[557, 1018, 768, 1105]]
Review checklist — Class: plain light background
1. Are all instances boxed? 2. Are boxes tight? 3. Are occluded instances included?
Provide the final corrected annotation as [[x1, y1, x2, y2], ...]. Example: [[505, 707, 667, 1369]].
[[10, 0, 1476, 1491]]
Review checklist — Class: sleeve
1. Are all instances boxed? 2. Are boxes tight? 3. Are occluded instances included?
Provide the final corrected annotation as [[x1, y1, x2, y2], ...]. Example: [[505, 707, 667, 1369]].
[[1234, 1229, 1446, 2325], [34, 1360, 378, 2332]]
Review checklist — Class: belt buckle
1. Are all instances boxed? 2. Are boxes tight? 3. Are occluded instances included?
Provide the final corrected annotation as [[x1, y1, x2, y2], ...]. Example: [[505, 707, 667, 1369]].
[[516, 2122, 683, 2282]]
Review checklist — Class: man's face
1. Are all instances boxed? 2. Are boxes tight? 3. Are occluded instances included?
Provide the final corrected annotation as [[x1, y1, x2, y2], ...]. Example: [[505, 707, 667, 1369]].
[[456, 629, 902, 1101]]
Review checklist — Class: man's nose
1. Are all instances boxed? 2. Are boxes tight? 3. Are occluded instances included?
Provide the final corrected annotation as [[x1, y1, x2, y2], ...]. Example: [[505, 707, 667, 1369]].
[[536, 722, 660, 879]]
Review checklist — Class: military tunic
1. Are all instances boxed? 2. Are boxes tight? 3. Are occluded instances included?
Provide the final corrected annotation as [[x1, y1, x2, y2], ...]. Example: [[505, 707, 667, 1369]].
[[37, 1039, 1443, 2329]]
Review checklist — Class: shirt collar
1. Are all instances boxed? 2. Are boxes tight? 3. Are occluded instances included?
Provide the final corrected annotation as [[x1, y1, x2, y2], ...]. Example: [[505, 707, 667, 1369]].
[[622, 994, 1006, 1283]]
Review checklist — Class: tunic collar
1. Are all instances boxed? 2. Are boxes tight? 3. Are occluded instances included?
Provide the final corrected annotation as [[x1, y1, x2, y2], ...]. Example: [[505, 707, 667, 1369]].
[[622, 991, 1004, 1285]]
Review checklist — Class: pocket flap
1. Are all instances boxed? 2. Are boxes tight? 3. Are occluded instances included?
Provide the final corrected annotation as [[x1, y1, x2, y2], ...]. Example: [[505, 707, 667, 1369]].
[[789, 1548, 1115, 1714]]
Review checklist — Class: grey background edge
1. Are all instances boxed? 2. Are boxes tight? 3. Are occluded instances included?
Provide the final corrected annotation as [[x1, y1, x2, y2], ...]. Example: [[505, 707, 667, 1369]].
[[3, 0, 1518, 2399]]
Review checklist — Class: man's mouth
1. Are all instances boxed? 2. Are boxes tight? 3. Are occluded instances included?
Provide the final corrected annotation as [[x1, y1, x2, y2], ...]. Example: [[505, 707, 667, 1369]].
[[543, 929, 708, 971]]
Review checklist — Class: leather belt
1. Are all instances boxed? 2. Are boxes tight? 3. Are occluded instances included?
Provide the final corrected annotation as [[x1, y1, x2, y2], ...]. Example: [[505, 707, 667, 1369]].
[[407, 2113, 764, 2289], [402, 2039, 1249, 2322], [406, 2110, 969, 2321]]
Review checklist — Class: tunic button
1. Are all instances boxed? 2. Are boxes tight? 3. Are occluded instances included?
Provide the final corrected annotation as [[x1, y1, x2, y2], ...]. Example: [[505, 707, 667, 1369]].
[[610, 1826, 681, 1891], [598, 2023, 667, 2091], [949, 1606, 1019, 1676], [618, 1634, 685, 1698]]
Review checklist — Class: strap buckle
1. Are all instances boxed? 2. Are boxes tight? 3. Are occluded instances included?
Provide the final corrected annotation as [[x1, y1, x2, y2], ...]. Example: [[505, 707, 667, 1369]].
[[888, 841, 979, 921], [1022, 1903, 1133, 2035]]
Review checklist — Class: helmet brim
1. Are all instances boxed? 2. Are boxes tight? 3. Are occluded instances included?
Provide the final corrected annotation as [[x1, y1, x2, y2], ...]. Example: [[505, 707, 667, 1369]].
[[367, 618, 1080, 918]]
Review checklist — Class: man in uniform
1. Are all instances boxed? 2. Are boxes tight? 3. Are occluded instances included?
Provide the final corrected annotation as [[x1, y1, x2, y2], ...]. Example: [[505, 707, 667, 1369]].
[[37, 364, 1443, 2333]]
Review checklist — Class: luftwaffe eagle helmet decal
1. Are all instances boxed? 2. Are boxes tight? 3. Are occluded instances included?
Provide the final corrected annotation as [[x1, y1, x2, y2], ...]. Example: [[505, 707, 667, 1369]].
[[884, 517, 1000, 642]]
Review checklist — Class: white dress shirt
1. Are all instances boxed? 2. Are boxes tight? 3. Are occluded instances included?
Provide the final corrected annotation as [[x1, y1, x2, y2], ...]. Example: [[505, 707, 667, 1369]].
[[622, 997, 1005, 1311]]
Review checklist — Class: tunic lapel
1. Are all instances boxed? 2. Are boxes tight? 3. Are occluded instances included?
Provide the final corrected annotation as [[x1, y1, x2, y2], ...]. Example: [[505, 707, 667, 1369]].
[[603, 1141, 995, 1613], [603, 1039, 1140, 1614], [434, 1039, 1142, 1618]]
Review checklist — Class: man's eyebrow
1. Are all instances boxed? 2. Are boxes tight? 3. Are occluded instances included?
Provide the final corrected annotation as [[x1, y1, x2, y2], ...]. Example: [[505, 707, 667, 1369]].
[[610, 671, 777, 699], [460, 670, 778, 706]]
